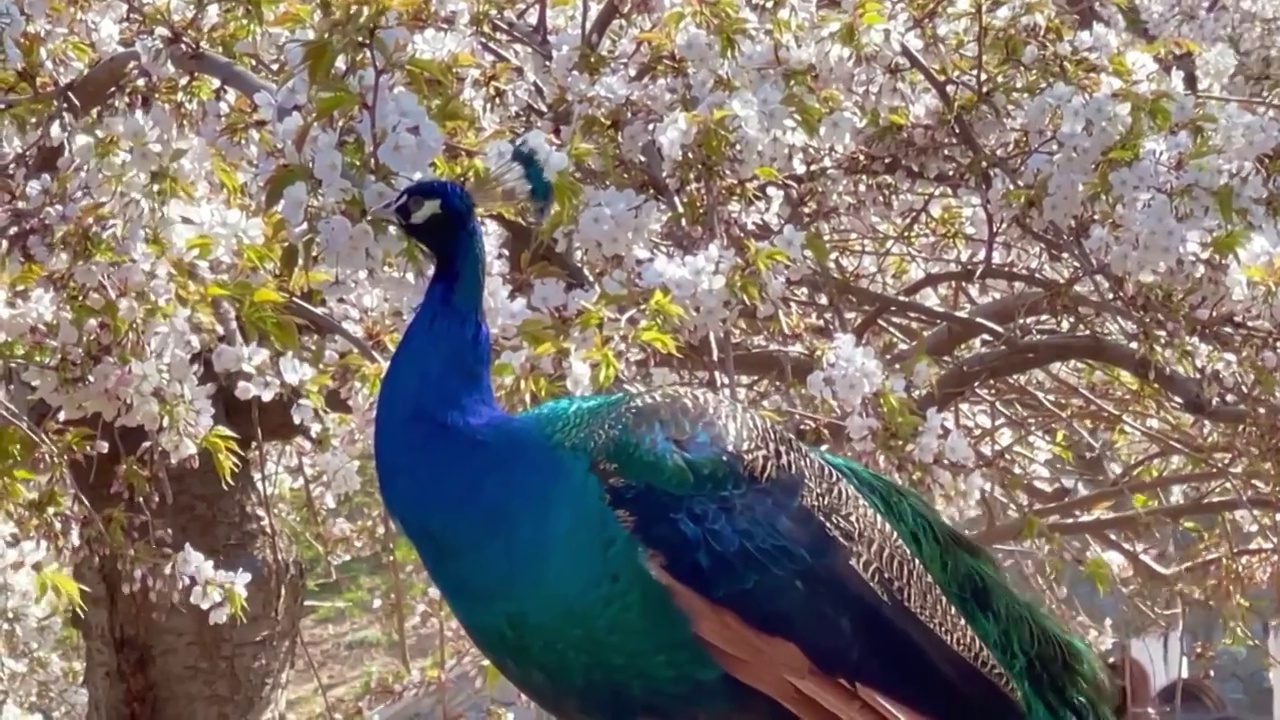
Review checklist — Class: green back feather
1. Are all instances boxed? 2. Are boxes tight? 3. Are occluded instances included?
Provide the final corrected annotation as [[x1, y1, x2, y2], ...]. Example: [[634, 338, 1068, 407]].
[[525, 390, 1116, 719], [817, 450, 1117, 720]]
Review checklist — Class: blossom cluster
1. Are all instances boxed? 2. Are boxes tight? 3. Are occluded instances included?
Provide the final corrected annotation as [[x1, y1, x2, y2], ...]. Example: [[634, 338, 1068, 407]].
[[0, 528, 86, 718], [167, 544, 252, 627]]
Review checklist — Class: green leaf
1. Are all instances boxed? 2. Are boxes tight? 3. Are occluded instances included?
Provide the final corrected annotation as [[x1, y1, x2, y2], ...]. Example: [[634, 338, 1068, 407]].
[[314, 90, 360, 120], [1019, 515, 1042, 540], [753, 166, 783, 182], [252, 287, 286, 304], [752, 245, 791, 269], [185, 235, 215, 257], [201, 426, 243, 486], [1210, 227, 1248, 258], [637, 327, 681, 355], [484, 662, 505, 690], [268, 315, 301, 351], [1082, 556, 1113, 591], [212, 158, 242, 196], [804, 231, 830, 267], [1213, 184, 1235, 221], [1105, 143, 1138, 162], [35, 567, 87, 613], [263, 165, 309, 212], [1148, 99, 1173, 131], [589, 348, 620, 389], [303, 39, 339, 88], [646, 288, 686, 320]]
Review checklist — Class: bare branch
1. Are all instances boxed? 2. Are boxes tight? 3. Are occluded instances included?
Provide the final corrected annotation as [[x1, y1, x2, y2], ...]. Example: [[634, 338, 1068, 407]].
[[493, 216, 590, 288], [656, 347, 817, 382], [582, 0, 621, 55], [851, 267, 1064, 338], [284, 296, 384, 367], [898, 42, 1015, 181], [920, 334, 1248, 422], [167, 48, 279, 116], [888, 290, 1056, 364], [836, 281, 1009, 345], [14, 45, 283, 178], [1028, 470, 1246, 520], [975, 495, 1280, 544]]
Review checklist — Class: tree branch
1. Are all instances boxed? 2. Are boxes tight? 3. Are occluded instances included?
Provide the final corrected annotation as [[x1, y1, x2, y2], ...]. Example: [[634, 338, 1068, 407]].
[[6, 45, 383, 437], [11, 45, 284, 178], [851, 267, 1063, 338], [898, 42, 1015, 182], [582, 0, 620, 55], [835, 281, 1009, 346], [888, 290, 1055, 364], [1027, 470, 1243, 520], [975, 495, 1279, 544], [656, 347, 817, 382], [919, 334, 1248, 422], [168, 48, 279, 115], [284, 296, 384, 366], [493, 216, 590, 289]]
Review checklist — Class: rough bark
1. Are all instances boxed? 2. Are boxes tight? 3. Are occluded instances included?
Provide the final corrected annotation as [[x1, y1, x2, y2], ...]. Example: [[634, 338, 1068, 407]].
[[66, 383, 304, 720]]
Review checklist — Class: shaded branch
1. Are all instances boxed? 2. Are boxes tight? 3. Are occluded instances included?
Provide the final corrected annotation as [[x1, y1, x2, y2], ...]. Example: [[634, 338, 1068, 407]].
[[493, 215, 590, 289], [284, 296, 384, 366], [898, 42, 1016, 182], [488, 18, 552, 60], [976, 470, 1251, 550], [919, 334, 1248, 423], [888, 290, 1056, 364], [851, 267, 1063, 338], [655, 347, 817, 382], [5, 49, 142, 115], [582, 0, 621, 55], [975, 495, 1279, 543], [12, 45, 284, 178], [835, 281, 1009, 346], [1026, 470, 1244, 520]]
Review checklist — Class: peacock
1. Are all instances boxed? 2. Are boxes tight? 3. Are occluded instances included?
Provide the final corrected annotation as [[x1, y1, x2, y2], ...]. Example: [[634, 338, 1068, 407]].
[[369, 136, 1117, 720]]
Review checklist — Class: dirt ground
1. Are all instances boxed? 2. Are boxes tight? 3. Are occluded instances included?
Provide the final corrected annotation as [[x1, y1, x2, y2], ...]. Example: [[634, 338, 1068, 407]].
[[282, 559, 547, 719]]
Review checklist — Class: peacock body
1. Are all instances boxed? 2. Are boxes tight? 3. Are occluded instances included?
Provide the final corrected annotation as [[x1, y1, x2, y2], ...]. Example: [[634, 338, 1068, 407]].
[[371, 140, 1116, 720]]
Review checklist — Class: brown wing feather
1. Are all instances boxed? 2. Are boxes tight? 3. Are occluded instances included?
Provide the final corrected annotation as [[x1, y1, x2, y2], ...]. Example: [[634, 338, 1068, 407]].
[[646, 557, 931, 720]]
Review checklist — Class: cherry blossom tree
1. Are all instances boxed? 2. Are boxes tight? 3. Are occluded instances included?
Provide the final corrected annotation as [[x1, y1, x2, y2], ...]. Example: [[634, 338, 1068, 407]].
[[4, 0, 1280, 716]]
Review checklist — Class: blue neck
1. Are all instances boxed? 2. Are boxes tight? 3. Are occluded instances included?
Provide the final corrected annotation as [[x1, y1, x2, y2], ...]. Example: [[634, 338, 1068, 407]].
[[393, 221, 498, 419]]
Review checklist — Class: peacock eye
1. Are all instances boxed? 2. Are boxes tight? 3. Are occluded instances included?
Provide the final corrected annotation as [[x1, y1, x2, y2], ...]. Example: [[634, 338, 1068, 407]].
[[403, 195, 443, 225]]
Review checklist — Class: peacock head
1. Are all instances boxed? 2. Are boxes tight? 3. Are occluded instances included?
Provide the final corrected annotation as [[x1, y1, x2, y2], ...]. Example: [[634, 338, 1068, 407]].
[[369, 133, 557, 263], [373, 179, 477, 261]]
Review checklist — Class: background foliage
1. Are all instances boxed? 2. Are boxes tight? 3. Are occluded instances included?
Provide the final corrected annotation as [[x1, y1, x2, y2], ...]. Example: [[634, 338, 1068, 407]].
[[4, 0, 1280, 716]]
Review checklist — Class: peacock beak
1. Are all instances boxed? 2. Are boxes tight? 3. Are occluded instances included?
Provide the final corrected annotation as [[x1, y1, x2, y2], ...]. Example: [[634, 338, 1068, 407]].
[[367, 198, 401, 224]]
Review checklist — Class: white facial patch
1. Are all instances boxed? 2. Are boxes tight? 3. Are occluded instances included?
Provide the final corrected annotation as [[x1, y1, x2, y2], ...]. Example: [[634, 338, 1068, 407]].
[[403, 197, 442, 225]]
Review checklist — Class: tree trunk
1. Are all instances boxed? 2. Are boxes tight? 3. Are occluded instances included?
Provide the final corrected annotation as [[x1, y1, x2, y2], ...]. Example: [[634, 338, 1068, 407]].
[[68, 386, 305, 720]]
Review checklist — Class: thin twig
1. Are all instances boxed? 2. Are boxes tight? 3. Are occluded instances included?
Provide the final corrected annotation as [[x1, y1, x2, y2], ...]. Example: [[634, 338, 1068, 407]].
[[381, 510, 412, 672], [582, 0, 619, 55], [298, 632, 339, 719], [284, 296, 384, 366]]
